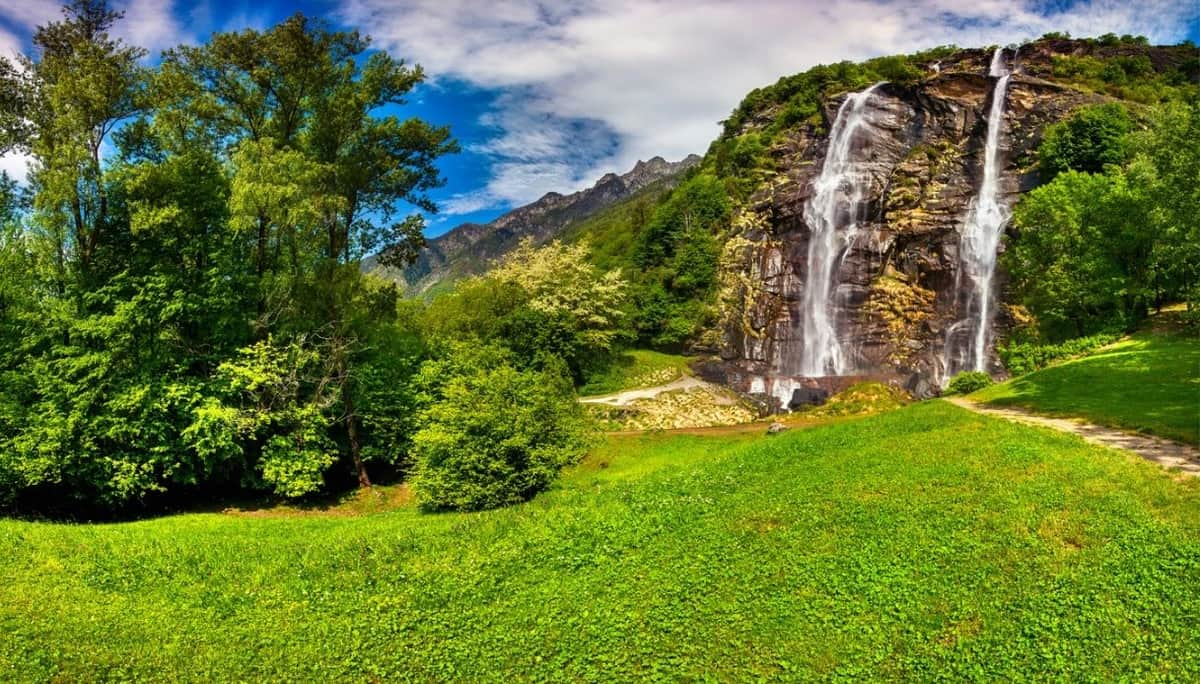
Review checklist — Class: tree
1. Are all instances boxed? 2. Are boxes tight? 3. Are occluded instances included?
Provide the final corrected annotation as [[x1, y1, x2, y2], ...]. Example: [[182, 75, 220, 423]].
[[1007, 170, 1149, 337], [1038, 103, 1133, 179], [409, 344, 586, 511], [167, 14, 456, 488], [422, 239, 629, 382], [22, 0, 147, 282], [1130, 100, 1200, 322], [0, 6, 458, 512]]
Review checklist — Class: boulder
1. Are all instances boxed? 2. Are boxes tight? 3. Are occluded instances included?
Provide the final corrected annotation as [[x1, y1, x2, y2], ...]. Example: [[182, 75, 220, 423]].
[[788, 387, 829, 409]]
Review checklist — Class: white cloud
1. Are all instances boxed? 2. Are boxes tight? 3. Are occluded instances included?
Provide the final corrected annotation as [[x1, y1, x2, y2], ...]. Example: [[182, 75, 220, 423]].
[[112, 0, 193, 55], [0, 0, 60, 31], [0, 0, 193, 58], [338, 0, 1200, 212], [0, 26, 23, 62], [0, 151, 30, 183]]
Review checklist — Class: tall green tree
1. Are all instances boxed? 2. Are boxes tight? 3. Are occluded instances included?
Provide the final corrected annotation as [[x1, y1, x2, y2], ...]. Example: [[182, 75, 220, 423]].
[[164, 14, 456, 488], [22, 0, 147, 283]]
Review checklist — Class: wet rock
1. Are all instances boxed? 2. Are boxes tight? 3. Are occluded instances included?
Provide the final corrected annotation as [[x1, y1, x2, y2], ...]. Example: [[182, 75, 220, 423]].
[[719, 45, 1117, 389], [789, 387, 830, 409]]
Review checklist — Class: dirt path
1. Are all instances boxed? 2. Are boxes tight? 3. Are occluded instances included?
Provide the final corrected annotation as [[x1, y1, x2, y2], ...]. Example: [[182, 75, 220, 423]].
[[579, 376, 721, 407], [944, 397, 1200, 478]]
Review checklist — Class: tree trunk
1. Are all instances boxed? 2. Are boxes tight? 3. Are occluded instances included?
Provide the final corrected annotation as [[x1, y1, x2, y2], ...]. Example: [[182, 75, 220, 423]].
[[341, 374, 370, 488]]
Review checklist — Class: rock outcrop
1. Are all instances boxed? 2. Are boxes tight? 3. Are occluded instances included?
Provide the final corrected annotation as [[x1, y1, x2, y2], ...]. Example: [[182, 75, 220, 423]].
[[717, 46, 1127, 397]]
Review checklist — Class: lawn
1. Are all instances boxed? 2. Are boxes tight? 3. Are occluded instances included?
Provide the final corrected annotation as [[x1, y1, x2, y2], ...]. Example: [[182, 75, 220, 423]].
[[973, 329, 1200, 444], [3, 402, 1199, 681], [579, 349, 692, 395]]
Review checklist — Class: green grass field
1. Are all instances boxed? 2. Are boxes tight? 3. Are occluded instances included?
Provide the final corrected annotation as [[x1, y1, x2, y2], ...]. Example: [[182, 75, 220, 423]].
[[3, 402, 1198, 681], [974, 329, 1200, 444], [579, 349, 692, 395]]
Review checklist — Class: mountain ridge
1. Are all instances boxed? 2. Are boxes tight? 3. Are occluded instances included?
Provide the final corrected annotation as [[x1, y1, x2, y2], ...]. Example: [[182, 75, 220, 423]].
[[367, 154, 701, 296]]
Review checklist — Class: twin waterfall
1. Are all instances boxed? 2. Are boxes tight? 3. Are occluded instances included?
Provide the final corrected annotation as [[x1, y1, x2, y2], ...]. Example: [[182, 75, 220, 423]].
[[946, 47, 1014, 377], [781, 47, 1014, 389], [798, 83, 884, 377]]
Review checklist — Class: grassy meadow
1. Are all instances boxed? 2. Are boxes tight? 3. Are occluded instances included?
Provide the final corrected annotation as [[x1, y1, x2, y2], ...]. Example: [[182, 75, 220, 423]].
[[975, 328, 1200, 444], [3, 401, 1199, 681]]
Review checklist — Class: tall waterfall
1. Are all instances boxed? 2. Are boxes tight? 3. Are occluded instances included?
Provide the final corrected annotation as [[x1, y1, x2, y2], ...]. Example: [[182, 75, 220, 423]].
[[799, 83, 884, 377], [947, 48, 1012, 376]]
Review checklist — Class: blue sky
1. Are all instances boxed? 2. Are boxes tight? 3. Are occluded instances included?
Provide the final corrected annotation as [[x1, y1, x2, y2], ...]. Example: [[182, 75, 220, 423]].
[[1, 0, 1198, 236]]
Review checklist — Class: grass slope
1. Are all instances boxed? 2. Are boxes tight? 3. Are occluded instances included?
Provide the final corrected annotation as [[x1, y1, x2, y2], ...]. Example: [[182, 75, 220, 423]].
[[579, 349, 692, 396], [975, 329, 1200, 444], [3, 402, 1199, 681]]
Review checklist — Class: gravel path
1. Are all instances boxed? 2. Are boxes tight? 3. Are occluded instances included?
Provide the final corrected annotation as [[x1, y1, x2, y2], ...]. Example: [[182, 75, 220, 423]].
[[579, 376, 723, 407], [944, 397, 1200, 478]]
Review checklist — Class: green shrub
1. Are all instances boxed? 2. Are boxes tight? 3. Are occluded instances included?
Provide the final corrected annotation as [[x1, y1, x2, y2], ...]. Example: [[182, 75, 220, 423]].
[[411, 346, 587, 511], [1038, 103, 1133, 178], [946, 371, 993, 395], [999, 332, 1122, 376]]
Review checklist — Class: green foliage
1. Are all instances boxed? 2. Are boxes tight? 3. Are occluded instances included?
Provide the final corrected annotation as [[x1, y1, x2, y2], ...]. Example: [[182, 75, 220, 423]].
[[629, 174, 729, 346], [423, 239, 630, 382], [976, 326, 1200, 444], [999, 331, 1122, 377], [578, 349, 691, 396], [1038, 103, 1133, 178], [945, 371, 993, 395], [4, 402, 1200, 679], [1008, 100, 1200, 339], [1047, 51, 1198, 104], [1007, 171, 1147, 337], [210, 338, 336, 498], [721, 55, 926, 138], [410, 344, 586, 511], [0, 6, 457, 512]]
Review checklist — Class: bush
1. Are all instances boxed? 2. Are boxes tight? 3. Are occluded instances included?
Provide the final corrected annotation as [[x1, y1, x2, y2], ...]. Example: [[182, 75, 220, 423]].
[[411, 346, 587, 511], [999, 332, 1122, 377], [946, 371, 993, 395]]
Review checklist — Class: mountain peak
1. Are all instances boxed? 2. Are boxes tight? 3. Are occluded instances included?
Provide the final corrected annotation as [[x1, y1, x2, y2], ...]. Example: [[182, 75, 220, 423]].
[[371, 153, 701, 296]]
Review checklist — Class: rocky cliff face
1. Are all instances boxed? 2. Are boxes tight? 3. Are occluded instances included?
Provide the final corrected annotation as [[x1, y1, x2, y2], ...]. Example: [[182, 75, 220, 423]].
[[717, 47, 1118, 399], [371, 155, 700, 296]]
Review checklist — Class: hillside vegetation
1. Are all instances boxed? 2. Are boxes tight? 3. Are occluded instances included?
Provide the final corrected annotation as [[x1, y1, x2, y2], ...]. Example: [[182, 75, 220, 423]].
[[3, 402, 1198, 681], [974, 322, 1200, 444]]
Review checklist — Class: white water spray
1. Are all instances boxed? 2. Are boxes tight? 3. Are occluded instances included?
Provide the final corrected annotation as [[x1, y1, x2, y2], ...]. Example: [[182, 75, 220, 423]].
[[950, 48, 1012, 374], [799, 83, 884, 377]]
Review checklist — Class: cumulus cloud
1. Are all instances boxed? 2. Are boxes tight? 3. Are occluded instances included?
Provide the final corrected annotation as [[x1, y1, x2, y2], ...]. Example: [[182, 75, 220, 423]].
[[0, 152, 29, 183], [338, 0, 1200, 212], [0, 0, 193, 57]]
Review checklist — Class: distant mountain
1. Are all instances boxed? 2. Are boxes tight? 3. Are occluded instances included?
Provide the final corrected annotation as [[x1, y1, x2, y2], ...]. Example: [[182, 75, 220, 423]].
[[365, 154, 701, 296]]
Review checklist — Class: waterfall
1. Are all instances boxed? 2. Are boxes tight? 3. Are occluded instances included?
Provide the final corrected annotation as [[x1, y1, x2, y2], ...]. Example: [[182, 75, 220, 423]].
[[947, 47, 1012, 376], [798, 83, 884, 377]]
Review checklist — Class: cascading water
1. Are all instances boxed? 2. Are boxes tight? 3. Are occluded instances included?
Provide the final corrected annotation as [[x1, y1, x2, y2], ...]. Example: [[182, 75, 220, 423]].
[[946, 47, 1012, 376], [798, 83, 884, 377]]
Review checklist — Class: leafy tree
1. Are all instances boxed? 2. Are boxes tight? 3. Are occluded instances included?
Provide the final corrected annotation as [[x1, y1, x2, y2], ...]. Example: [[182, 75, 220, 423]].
[[205, 337, 336, 498], [1038, 103, 1133, 178], [0, 5, 457, 512], [21, 0, 147, 283], [1007, 170, 1149, 337], [409, 344, 586, 512], [423, 239, 629, 382], [164, 14, 456, 488], [1008, 99, 1200, 337], [1129, 100, 1200, 322], [631, 174, 729, 346]]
